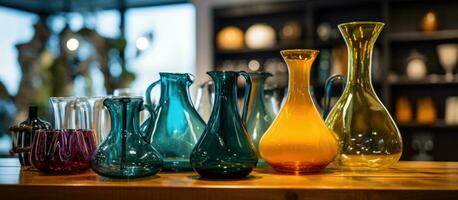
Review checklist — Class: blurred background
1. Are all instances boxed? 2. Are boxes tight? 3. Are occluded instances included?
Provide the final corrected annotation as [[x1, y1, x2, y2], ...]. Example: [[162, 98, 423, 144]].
[[0, 0, 457, 161]]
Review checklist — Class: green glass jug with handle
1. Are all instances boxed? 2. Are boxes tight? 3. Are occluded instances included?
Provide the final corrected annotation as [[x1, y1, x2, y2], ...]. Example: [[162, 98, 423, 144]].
[[91, 96, 163, 178], [144, 72, 206, 172], [245, 72, 276, 167], [190, 71, 258, 179]]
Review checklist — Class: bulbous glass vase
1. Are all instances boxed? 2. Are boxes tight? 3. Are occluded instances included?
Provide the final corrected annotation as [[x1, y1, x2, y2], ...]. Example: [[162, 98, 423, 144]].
[[259, 49, 338, 173], [144, 73, 206, 172], [190, 71, 258, 179], [326, 22, 402, 170], [91, 97, 163, 179]]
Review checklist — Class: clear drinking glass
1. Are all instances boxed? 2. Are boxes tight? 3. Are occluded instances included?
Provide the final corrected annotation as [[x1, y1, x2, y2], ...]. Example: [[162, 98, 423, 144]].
[[50, 97, 109, 145]]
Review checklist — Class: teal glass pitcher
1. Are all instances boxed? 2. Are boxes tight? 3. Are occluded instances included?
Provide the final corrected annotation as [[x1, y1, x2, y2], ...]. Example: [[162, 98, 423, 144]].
[[245, 72, 276, 167], [190, 71, 258, 179], [144, 73, 206, 172], [91, 96, 163, 178]]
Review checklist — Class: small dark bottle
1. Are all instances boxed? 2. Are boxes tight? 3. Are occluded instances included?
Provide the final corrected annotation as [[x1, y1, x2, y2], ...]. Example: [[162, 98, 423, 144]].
[[9, 106, 52, 166]]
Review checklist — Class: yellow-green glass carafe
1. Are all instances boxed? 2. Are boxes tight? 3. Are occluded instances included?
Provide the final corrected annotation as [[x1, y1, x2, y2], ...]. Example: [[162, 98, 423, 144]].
[[325, 22, 402, 170]]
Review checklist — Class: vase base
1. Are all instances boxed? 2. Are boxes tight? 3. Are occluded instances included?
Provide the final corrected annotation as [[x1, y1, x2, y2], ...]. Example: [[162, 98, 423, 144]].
[[256, 159, 269, 168], [91, 165, 161, 179], [333, 153, 401, 171], [269, 162, 328, 173], [194, 167, 254, 179], [162, 159, 193, 172]]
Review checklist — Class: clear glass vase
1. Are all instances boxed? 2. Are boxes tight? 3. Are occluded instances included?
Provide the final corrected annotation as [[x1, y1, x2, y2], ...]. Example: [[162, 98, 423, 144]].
[[325, 22, 402, 170], [50, 96, 109, 145]]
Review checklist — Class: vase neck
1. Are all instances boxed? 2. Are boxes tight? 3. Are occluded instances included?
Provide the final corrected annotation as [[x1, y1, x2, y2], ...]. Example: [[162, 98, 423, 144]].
[[339, 22, 384, 87], [208, 72, 240, 120], [104, 97, 142, 137], [281, 51, 318, 104], [289, 61, 312, 97], [346, 39, 374, 86], [159, 74, 194, 108], [27, 106, 38, 119]]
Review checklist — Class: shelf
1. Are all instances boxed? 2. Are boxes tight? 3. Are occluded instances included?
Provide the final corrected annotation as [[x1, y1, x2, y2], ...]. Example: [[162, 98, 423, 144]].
[[398, 121, 458, 130], [215, 40, 307, 55], [388, 30, 458, 42], [388, 78, 458, 87], [1, 158, 458, 200], [313, 82, 383, 89], [214, 1, 306, 19]]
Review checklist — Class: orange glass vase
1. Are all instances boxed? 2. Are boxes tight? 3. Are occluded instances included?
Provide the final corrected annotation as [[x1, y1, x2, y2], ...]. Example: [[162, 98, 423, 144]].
[[259, 49, 338, 173]]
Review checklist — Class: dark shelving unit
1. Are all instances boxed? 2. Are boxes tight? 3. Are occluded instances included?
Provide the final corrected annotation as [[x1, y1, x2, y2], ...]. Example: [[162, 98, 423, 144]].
[[399, 121, 458, 130], [388, 30, 458, 42], [388, 79, 458, 87], [215, 40, 307, 55], [211, 0, 458, 161]]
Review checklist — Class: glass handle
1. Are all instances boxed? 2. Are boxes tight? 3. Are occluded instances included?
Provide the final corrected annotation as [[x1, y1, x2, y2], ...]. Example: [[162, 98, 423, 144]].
[[140, 104, 156, 143], [323, 75, 346, 118], [195, 80, 213, 110], [145, 80, 160, 109], [187, 73, 196, 84], [143, 80, 160, 142], [238, 71, 252, 122]]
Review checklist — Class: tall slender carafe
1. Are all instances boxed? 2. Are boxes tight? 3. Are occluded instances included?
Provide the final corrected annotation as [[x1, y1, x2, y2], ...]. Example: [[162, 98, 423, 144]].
[[245, 72, 276, 167], [91, 96, 163, 178], [326, 22, 402, 170], [144, 73, 206, 172], [259, 49, 338, 173], [190, 71, 258, 179]]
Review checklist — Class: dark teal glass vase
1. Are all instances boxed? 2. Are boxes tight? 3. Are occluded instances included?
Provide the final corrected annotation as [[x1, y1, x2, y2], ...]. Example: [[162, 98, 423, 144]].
[[190, 71, 258, 179], [144, 73, 206, 172], [246, 72, 276, 167], [91, 97, 163, 179]]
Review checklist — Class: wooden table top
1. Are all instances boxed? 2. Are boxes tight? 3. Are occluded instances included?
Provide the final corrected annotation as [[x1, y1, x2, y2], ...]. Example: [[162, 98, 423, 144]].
[[0, 158, 457, 200]]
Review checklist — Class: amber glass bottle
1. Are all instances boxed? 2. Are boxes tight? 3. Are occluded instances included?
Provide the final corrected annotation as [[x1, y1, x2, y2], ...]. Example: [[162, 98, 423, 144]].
[[259, 49, 338, 173]]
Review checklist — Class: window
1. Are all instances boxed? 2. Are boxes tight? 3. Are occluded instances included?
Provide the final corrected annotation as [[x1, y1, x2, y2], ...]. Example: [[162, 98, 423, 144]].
[[0, 4, 196, 156], [0, 7, 36, 96], [0, 7, 36, 155], [125, 3, 196, 94]]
